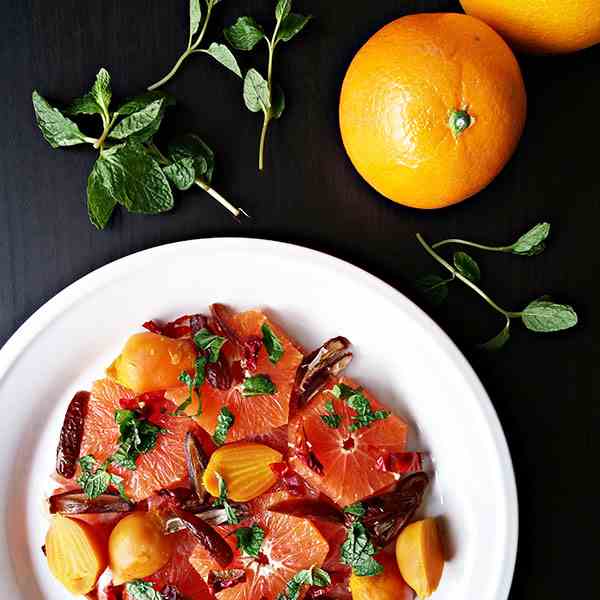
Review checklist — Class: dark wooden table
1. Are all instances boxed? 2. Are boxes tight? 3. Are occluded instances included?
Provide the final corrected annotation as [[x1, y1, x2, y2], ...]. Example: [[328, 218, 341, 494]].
[[2, 0, 598, 597]]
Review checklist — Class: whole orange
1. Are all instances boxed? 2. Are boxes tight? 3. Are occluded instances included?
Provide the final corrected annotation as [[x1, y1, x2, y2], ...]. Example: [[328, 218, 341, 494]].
[[460, 0, 600, 54], [339, 13, 526, 210]]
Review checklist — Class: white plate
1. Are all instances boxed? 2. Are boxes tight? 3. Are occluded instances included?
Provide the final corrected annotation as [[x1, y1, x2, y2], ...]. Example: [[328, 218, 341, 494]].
[[0, 238, 517, 599]]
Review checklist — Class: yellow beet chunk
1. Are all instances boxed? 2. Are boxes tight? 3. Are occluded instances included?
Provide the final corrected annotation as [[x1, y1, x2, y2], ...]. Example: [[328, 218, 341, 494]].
[[109, 511, 172, 585], [107, 332, 197, 393], [395, 518, 445, 598], [45, 514, 107, 595], [203, 442, 283, 502], [350, 553, 413, 600]]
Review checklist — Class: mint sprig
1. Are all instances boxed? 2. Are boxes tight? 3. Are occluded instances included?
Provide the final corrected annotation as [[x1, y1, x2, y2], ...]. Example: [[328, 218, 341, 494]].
[[224, 0, 312, 170], [416, 228, 578, 350], [33, 69, 247, 227], [148, 0, 241, 91]]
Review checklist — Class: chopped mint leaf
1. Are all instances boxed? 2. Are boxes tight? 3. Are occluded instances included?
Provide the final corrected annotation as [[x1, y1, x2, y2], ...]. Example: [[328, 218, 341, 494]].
[[77, 455, 130, 501], [331, 384, 389, 431], [331, 383, 355, 400], [343, 502, 366, 517], [213, 407, 235, 446], [242, 374, 276, 397], [194, 329, 227, 362], [276, 566, 331, 600], [320, 399, 341, 429], [235, 522, 265, 557], [124, 580, 163, 600], [261, 322, 284, 364], [214, 472, 240, 525], [110, 409, 164, 470]]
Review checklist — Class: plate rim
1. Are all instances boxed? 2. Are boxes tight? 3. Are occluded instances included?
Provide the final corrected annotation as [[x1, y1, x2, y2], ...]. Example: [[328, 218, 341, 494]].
[[0, 237, 518, 598]]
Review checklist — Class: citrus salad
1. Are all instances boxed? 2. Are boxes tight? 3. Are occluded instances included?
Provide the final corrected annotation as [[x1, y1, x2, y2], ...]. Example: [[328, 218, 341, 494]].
[[45, 304, 445, 600]]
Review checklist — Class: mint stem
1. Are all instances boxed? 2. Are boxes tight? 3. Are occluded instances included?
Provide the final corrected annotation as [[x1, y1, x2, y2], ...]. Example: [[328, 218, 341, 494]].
[[258, 112, 269, 172], [194, 178, 248, 219], [94, 113, 118, 150], [416, 233, 513, 319], [432, 238, 514, 253]]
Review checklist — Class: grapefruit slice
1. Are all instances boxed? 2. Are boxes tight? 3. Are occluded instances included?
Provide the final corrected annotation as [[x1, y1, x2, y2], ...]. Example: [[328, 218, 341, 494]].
[[166, 310, 303, 443], [79, 379, 195, 502], [288, 377, 408, 506], [189, 492, 329, 600]]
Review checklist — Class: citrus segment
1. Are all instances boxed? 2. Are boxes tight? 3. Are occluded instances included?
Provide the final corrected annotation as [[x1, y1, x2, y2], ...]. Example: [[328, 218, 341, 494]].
[[190, 493, 329, 600], [288, 377, 408, 506], [166, 310, 303, 442], [79, 378, 194, 501]]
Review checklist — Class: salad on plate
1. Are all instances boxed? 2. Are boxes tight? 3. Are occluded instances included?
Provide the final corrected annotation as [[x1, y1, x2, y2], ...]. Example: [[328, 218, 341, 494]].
[[44, 304, 445, 600]]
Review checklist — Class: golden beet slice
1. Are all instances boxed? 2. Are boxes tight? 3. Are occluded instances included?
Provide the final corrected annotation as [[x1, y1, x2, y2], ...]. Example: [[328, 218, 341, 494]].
[[350, 553, 413, 600], [202, 442, 282, 502], [107, 332, 197, 393], [395, 518, 445, 598], [45, 514, 107, 595]]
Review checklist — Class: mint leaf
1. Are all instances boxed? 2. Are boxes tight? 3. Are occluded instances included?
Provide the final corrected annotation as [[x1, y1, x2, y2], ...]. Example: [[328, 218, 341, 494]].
[[194, 329, 227, 362], [511, 222, 550, 256], [163, 157, 196, 191], [242, 374, 276, 396], [224, 16, 265, 51], [110, 99, 164, 140], [235, 522, 264, 557], [275, 0, 292, 21], [416, 274, 449, 306], [277, 13, 311, 43], [277, 567, 331, 600], [205, 43, 242, 78], [91, 141, 174, 214], [90, 68, 112, 116], [213, 407, 234, 446], [32, 91, 88, 148], [125, 580, 163, 600], [341, 522, 383, 577], [453, 251, 480, 283], [320, 399, 341, 429], [243, 69, 270, 113], [271, 84, 285, 120], [521, 299, 578, 332], [67, 95, 102, 116], [77, 456, 111, 499], [344, 502, 365, 517], [190, 0, 202, 38], [87, 157, 118, 229], [177, 355, 207, 416], [331, 383, 355, 400], [116, 91, 175, 116], [261, 322, 284, 364], [168, 134, 214, 183]]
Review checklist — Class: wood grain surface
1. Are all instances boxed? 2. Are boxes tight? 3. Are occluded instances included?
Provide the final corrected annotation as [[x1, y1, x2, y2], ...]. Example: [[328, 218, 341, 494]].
[[1, 1, 599, 598]]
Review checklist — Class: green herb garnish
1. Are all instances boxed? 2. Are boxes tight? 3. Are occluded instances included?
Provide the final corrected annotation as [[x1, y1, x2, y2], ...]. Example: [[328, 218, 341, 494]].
[[32, 69, 246, 227], [235, 522, 265, 557], [261, 322, 284, 364], [213, 406, 235, 446], [148, 0, 241, 91], [276, 566, 331, 600], [224, 0, 312, 170], [124, 580, 163, 600], [320, 399, 341, 429], [77, 455, 129, 501], [214, 472, 239, 524], [340, 521, 383, 577], [343, 502, 366, 517], [194, 328, 227, 362], [331, 384, 389, 431], [177, 355, 207, 416], [110, 410, 165, 470], [416, 224, 578, 350], [242, 374, 277, 396]]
